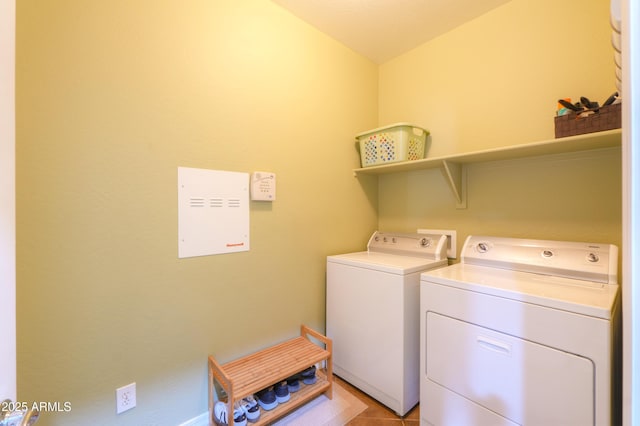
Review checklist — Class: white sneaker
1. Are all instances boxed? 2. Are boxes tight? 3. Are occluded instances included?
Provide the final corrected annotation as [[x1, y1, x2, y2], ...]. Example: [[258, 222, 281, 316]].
[[213, 401, 247, 426], [238, 396, 261, 422]]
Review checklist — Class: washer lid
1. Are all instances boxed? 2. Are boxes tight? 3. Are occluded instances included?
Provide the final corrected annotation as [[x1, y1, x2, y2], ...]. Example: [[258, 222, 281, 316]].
[[328, 251, 447, 275], [421, 263, 619, 319]]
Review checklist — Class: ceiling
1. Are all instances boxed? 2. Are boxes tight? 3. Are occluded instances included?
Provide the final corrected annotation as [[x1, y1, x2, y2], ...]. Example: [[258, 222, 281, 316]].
[[270, 0, 512, 64]]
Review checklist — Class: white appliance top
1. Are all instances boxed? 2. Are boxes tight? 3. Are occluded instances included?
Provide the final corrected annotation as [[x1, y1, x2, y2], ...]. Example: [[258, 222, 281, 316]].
[[327, 231, 448, 274], [422, 235, 619, 319]]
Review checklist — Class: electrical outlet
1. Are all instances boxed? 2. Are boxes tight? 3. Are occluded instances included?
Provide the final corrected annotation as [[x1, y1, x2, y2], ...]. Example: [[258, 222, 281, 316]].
[[116, 383, 136, 414]]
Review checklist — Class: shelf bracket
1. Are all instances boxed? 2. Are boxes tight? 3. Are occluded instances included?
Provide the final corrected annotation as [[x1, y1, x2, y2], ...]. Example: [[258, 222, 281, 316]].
[[441, 160, 467, 209]]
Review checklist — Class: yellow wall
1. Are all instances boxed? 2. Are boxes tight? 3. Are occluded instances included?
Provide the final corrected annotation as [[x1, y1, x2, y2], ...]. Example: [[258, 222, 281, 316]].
[[377, 0, 621, 256], [16, 0, 622, 425], [16, 1, 377, 424], [379, 0, 616, 155]]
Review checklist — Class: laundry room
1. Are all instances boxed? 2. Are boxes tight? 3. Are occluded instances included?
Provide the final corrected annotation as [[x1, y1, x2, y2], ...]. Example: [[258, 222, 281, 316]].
[[5, 0, 633, 425]]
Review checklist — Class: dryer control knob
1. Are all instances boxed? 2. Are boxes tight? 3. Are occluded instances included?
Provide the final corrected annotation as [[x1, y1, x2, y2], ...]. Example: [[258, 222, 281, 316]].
[[420, 238, 431, 247], [587, 252, 600, 263], [477, 242, 489, 253]]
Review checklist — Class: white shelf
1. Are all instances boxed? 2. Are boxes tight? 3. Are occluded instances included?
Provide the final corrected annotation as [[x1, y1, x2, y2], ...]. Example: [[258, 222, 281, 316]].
[[354, 129, 622, 208]]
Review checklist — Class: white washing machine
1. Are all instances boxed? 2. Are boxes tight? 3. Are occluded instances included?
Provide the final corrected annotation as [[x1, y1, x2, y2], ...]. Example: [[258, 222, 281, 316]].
[[420, 235, 621, 426], [327, 231, 449, 416]]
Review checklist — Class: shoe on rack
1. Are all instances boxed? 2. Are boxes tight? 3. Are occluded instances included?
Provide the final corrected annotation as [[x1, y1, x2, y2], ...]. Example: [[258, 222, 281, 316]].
[[238, 395, 261, 423], [274, 381, 290, 403], [213, 401, 247, 426], [287, 365, 317, 388], [287, 376, 300, 393], [255, 387, 278, 411], [300, 365, 317, 385]]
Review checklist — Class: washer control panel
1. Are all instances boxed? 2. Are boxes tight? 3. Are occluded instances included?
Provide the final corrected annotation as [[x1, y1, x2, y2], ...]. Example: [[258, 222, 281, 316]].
[[367, 231, 447, 260]]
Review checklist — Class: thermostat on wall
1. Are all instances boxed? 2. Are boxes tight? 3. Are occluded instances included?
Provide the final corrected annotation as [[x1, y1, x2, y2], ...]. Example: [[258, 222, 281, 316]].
[[251, 171, 276, 201]]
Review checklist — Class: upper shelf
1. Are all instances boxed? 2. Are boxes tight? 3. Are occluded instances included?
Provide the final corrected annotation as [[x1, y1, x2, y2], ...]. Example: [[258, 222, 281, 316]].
[[353, 129, 622, 176], [353, 129, 622, 208]]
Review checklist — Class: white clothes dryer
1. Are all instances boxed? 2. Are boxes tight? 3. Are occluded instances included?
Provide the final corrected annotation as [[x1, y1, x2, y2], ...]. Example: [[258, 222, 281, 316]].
[[327, 231, 449, 416], [420, 235, 621, 426]]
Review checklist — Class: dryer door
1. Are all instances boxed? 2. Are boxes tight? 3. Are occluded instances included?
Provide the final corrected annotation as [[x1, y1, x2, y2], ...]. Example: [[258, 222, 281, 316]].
[[426, 312, 593, 425]]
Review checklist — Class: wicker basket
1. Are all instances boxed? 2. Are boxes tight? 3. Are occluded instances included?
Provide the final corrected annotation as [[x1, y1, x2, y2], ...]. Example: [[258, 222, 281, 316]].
[[554, 103, 621, 138]]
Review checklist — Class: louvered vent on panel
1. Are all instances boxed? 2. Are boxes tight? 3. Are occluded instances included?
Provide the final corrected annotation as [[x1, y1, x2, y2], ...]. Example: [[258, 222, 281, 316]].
[[210, 198, 224, 208], [178, 168, 249, 258], [190, 197, 205, 208]]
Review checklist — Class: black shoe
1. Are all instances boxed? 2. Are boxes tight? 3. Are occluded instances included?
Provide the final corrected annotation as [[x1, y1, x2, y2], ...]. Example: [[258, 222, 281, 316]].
[[287, 365, 317, 386], [274, 381, 290, 403]]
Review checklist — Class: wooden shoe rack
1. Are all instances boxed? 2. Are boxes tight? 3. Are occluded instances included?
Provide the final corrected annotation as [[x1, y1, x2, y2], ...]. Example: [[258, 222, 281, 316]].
[[208, 325, 333, 426]]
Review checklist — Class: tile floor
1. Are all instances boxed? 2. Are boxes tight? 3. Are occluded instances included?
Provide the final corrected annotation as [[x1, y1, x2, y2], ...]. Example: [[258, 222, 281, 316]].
[[334, 375, 419, 425]]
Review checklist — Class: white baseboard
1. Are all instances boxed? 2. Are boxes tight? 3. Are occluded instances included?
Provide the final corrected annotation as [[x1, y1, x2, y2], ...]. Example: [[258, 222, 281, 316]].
[[179, 411, 208, 426]]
